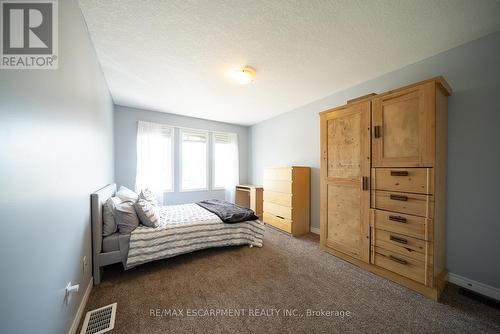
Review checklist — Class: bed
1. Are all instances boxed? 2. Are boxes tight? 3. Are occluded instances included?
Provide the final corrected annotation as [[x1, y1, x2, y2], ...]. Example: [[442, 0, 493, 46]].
[[91, 183, 264, 284]]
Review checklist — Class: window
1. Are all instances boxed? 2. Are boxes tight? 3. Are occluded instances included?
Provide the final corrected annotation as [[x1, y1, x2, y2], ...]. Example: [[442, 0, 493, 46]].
[[181, 129, 208, 191], [136, 122, 238, 196], [213, 132, 239, 190], [135, 121, 173, 192]]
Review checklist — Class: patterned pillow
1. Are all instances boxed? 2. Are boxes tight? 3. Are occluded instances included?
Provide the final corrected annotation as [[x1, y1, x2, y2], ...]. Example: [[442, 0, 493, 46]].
[[135, 198, 160, 228], [139, 188, 158, 206]]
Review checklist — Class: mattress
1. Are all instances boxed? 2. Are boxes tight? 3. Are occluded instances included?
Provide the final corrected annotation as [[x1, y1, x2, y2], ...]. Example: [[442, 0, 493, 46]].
[[102, 233, 119, 252], [102, 232, 131, 265], [103, 233, 121, 252], [126, 203, 264, 269]]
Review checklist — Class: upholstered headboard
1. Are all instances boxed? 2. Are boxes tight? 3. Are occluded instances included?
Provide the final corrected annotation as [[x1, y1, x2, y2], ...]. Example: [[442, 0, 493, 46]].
[[90, 183, 116, 280]]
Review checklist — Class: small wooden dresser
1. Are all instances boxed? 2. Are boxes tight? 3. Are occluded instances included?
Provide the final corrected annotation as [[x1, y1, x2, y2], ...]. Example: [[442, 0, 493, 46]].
[[235, 185, 263, 218], [263, 166, 310, 236]]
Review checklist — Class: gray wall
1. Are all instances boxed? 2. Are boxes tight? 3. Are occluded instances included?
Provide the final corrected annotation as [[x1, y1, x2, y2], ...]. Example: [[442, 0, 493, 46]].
[[0, 1, 114, 333], [114, 105, 249, 204], [250, 31, 500, 289]]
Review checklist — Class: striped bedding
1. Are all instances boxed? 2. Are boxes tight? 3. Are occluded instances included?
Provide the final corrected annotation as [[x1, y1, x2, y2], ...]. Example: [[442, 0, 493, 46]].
[[126, 203, 264, 269]]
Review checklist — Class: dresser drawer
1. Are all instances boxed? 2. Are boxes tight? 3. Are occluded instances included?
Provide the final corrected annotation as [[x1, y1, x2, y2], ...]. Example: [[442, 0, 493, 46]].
[[371, 168, 433, 194], [263, 191, 292, 207], [263, 212, 292, 233], [264, 202, 292, 219], [264, 168, 292, 181], [370, 209, 430, 240], [373, 246, 426, 285], [371, 190, 433, 218], [372, 228, 429, 262], [263, 179, 292, 194]]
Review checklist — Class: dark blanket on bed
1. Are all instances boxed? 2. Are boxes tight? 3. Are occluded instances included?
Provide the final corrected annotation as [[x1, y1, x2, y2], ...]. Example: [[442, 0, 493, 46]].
[[196, 199, 259, 224]]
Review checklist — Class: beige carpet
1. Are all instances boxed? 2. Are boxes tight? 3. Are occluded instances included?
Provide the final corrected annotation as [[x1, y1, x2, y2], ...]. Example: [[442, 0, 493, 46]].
[[80, 228, 500, 333]]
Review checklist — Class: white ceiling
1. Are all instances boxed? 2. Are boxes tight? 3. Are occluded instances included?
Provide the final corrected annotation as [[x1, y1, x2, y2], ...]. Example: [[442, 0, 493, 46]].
[[79, 0, 500, 125]]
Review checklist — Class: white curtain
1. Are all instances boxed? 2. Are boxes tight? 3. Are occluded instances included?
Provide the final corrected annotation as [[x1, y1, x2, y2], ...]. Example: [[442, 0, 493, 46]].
[[213, 133, 239, 202], [224, 133, 240, 203], [135, 121, 173, 199]]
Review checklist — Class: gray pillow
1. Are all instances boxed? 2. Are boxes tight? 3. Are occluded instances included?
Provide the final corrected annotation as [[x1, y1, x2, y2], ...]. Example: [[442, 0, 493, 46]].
[[113, 200, 140, 234], [135, 198, 160, 228], [102, 197, 120, 236], [116, 186, 138, 202]]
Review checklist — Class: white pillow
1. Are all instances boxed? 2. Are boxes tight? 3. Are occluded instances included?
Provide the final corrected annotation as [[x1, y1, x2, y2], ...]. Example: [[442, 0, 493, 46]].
[[135, 198, 160, 228], [102, 197, 121, 236], [116, 186, 138, 202]]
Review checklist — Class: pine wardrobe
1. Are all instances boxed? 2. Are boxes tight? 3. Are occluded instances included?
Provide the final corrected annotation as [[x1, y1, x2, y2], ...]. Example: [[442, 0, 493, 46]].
[[319, 77, 451, 300]]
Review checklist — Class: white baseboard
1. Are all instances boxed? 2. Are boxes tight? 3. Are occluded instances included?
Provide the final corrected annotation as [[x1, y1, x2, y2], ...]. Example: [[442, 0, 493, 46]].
[[310, 227, 320, 235], [449, 273, 500, 301], [68, 276, 93, 334]]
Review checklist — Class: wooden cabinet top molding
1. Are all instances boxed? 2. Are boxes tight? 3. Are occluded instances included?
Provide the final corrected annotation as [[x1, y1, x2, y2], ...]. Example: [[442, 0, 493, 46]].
[[318, 76, 452, 116]]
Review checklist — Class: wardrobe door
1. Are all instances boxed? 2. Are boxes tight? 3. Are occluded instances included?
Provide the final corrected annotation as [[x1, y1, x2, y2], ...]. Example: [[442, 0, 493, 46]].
[[372, 82, 435, 167], [320, 102, 371, 262]]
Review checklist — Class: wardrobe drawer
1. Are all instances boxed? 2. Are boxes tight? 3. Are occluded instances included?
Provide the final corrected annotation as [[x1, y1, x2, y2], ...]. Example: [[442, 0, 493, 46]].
[[263, 191, 292, 207], [263, 179, 292, 194], [371, 190, 433, 218], [263, 212, 292, 233], [264, 168, 292, 181], [372, 228, 428, 262], [371, 168, 434, 194], [370, 209, 430, 240], [264, 202, 292, 219], [373, 246, 426, 285]]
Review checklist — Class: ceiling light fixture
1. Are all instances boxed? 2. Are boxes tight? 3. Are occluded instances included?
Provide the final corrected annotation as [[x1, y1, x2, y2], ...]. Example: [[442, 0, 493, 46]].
[[231, 66, 256, 85]]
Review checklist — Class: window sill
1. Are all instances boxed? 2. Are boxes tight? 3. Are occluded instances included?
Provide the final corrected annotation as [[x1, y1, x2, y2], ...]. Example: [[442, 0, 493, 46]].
[[179, 188, 210, 193]]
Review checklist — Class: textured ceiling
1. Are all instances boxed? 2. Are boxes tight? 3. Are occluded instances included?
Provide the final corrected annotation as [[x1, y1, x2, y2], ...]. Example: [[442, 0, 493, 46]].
[[79, 0, 500, 125]]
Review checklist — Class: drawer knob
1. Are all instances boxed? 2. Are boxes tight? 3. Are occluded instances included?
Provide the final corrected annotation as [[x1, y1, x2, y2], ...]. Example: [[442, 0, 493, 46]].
[[390, 235, 408, 244], [390, 194, 408, 201], [389, 215, 407, 223], [389, 255, 407, 265], [390, 170, 409, 176]]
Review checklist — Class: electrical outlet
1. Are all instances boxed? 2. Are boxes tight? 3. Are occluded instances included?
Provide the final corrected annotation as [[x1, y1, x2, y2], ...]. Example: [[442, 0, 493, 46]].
[[82, 256, 88, 274]]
